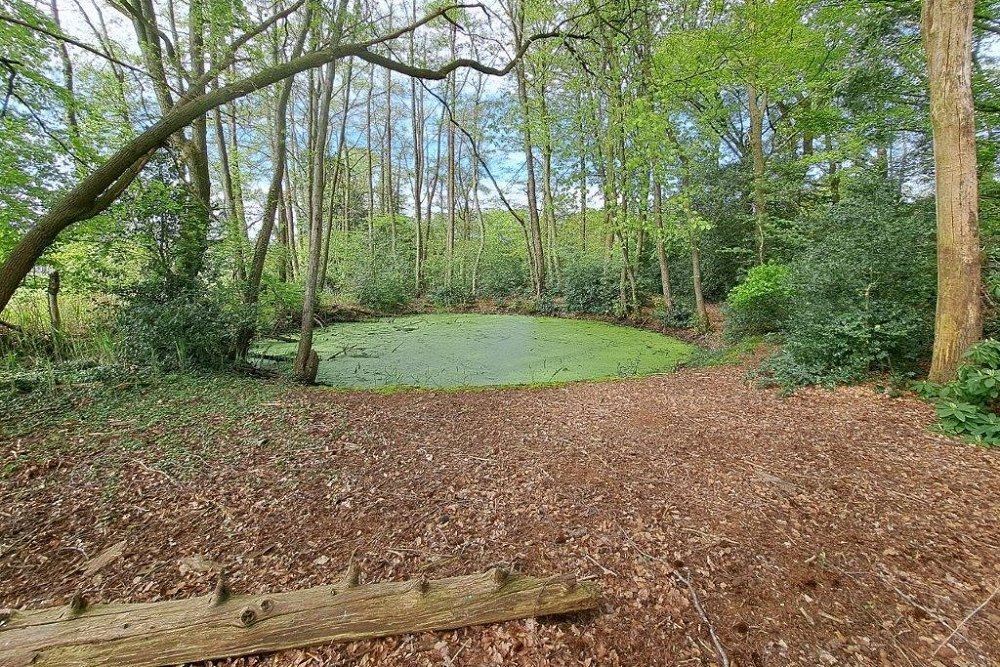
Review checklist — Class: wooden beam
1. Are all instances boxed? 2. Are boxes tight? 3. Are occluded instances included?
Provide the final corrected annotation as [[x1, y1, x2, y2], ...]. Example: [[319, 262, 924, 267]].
[[0, 567, 599, 667]]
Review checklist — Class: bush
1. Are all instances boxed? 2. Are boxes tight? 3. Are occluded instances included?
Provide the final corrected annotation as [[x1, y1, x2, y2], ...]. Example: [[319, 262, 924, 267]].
[[256, 278, 304, 334], [114, 282, 252, 370], [427, 283, 473, 309], [917, 340, 1000, 445], [562, 260, 618, 315], [656, 302, 693, 328], [760, 175, 936, 386], [724, 263, 792, 339], [353, 268, 412, 312], [476, 260, 529, 301]]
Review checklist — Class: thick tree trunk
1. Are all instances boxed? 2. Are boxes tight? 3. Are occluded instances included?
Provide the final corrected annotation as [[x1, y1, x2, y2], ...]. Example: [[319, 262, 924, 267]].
[[0, 568, 598, 667], [923, 0, 982, 382]]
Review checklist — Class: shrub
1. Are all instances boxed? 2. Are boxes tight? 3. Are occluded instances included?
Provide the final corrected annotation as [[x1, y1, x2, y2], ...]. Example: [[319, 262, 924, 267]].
[[760, 175, 936, 387], [656, 302, 693, 328], [114, 282, 253, 370], [917, 340, 1000, 445], [353, 268, 413, 312], [562, 260, 618, 315], [476, 260, 529, 301], [427, 283, 473, 309], [724, 262, 792, 339], [256, 278, 304, 334]]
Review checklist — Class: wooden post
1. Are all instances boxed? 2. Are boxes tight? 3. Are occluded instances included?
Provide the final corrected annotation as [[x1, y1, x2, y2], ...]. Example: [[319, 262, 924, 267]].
[[47, 270, 61, 332]]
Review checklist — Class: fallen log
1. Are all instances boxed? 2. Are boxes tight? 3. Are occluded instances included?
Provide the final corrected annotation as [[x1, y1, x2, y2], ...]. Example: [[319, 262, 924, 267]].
[[0, 566, 599, 667]]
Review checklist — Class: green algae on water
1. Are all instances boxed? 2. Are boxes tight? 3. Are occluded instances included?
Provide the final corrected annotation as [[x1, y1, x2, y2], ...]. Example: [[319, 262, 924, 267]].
[[255, 314, 694, 389]]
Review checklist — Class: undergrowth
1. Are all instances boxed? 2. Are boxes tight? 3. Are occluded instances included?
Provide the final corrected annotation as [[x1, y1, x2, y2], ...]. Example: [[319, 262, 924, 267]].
[[914, 339, 1000, 446]]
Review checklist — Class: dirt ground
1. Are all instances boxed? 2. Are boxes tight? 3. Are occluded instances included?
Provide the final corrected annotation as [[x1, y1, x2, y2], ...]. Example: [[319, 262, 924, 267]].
[[2, 365, 998, 666]]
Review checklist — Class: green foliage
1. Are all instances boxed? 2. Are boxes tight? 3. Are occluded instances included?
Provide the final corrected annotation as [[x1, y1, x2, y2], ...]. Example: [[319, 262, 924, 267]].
[[724, 263, 792, 339], [656, 302, 693, 328], [255, 277, 304, 334], [917, 340, 1000, 445], [561, 260, 618, 315], [427, 283, 474, 309], [114, 282, 253, 371], [352, 262, 414, 313], [759, 176, 936, 386]]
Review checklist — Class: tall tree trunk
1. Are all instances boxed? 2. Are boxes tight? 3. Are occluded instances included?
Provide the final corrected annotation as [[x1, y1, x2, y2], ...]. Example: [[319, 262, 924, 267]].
[[50, 0, 78, 138], [923, 0, 982, 382], [511, 5, 544, 297], [245, 11, 311, 303], [748, 83, 766, 264], [691, 235, 708, 333], [652, 180, 672, 310], [213, 106, 247, 282], [445, 23, 458, 288], [366, 64, 376, 259], [541, 129, 559, 286], [295, 52, 339, 380], [320, 57, 354, 291], [410, 24, 425, 289]]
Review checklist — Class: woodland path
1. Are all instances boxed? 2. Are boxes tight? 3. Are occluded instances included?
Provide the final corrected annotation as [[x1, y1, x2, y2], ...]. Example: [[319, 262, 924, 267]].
[[1, 365, 998, 665]]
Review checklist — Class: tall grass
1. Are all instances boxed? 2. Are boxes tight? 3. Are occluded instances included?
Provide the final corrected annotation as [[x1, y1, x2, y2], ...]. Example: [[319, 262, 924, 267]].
[[1, 290, 116, 373]]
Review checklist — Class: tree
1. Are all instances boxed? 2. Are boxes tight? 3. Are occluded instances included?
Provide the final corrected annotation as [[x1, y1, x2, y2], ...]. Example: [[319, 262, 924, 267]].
[[923, 0, 982, 382], [0, 2, 574, 319]]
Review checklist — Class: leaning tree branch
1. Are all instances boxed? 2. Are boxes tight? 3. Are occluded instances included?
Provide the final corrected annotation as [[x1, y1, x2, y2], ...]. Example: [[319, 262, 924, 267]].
[[191, 0, 306, 94], [0, 10, 581, 316]]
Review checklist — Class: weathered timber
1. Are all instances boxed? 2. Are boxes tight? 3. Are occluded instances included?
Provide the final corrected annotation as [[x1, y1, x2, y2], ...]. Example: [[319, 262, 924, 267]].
[[0, 568, 599, 667]]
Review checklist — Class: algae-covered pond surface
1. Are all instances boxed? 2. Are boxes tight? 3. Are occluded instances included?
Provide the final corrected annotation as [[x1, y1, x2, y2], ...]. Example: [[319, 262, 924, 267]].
[[256, 313, 694, 389]]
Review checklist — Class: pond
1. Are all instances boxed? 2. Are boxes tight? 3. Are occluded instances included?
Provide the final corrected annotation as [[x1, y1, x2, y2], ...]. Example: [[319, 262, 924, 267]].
[[255, 313, 694, 389]]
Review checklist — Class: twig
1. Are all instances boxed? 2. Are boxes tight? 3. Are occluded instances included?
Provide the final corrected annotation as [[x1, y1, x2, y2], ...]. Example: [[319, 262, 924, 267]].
[[584, 553, 618, 577], [673, 569, 730, 667], [934, 583, 1000, 655]]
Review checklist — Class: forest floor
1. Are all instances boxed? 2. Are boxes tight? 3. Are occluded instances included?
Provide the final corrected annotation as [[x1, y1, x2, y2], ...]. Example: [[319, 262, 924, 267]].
[[2, 364, 999, 666]]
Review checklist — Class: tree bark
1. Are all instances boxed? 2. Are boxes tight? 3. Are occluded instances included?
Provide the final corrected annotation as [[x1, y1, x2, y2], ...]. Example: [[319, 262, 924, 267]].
[[46, 271, 61, 332], [747, 83, 767, 264], [923, 0, 982, 382], [0, 568, 598, 667], [652, 181, 673, 310], [511, 4, 545, 297], [0, 7, 555, 317], [294, 51, 340, 379], [691, 237, 708, 333], [245, 10, 311, 304]]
